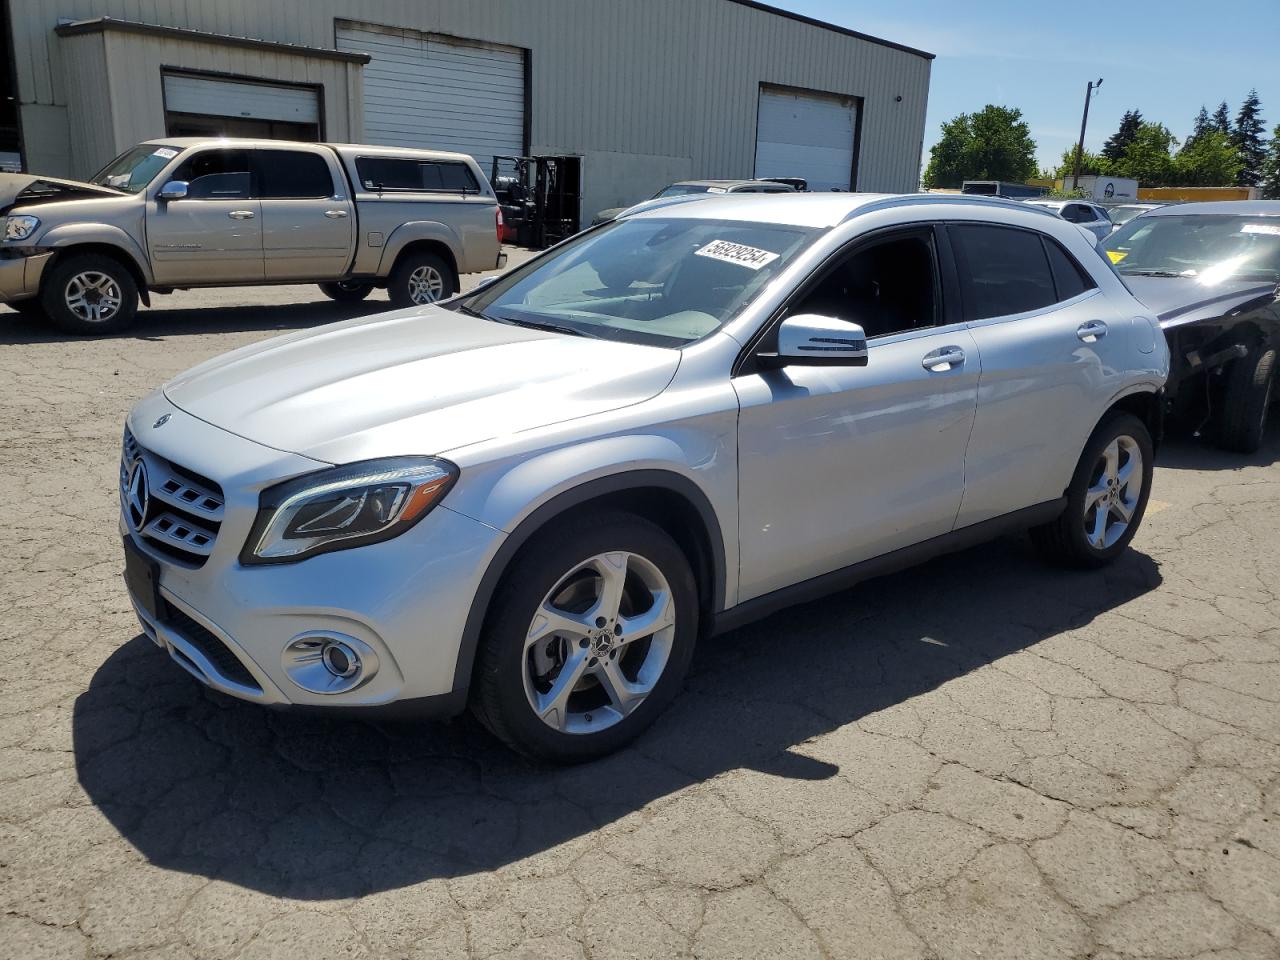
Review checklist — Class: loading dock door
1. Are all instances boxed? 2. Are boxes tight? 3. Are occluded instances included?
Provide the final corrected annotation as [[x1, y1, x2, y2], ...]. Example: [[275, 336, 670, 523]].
[[754, 86, 858, 192], [162, 73, 321, 140], [336, 23, 525, 175]]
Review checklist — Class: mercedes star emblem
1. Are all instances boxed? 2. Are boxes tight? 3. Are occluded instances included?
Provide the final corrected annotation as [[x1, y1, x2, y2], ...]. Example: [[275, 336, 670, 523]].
[[125, 458, 150, 530], [153, 414, 171, 428]]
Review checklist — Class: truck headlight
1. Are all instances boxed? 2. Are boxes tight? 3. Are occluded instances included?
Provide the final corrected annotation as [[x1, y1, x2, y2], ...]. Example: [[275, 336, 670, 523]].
[[241, 457, 458, 564], [4, 215, 40, 241]]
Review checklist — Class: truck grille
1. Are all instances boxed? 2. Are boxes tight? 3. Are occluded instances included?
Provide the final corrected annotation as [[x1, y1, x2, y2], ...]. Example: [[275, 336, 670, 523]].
[[121, 428, 224, 567]]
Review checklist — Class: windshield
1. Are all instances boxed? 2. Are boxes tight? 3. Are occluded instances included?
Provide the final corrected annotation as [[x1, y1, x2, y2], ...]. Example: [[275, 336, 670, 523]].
[[1103, 214, 1280, 284], [654, 184, 715, 198], [89, 144, 182, 194], [463, 217, 820, 347], [1108, 205, 1151, 226]]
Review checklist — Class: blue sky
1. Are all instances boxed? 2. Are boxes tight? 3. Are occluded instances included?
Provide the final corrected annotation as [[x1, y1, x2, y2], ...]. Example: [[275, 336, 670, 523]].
[[774, 0, 1279, 173]]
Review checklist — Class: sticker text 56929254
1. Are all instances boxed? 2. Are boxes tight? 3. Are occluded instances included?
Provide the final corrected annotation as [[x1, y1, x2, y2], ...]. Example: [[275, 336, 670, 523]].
[[694, 239, 780, 270]]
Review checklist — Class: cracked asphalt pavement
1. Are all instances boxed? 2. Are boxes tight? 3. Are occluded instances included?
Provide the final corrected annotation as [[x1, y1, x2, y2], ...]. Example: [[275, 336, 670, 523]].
[[2, 271, 1279, 959]]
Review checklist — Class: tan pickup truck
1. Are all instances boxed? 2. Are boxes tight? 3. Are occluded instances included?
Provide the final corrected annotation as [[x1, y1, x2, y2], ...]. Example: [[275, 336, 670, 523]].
[[0, 138, 504, 333]]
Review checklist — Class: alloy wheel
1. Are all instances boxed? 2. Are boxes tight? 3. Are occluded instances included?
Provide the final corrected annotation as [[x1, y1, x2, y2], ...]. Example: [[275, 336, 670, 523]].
[[1083, 435, 1143, 550], [407, 265, 445, 304], [522, 551, 676, 734], [64, 271, 123, 324]]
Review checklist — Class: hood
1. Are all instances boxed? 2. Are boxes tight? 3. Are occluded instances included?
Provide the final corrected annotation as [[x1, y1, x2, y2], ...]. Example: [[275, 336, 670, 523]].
[[1121, 275, 1279, 329], [0, 173, 125, 213], [163, 307, 682, 463]]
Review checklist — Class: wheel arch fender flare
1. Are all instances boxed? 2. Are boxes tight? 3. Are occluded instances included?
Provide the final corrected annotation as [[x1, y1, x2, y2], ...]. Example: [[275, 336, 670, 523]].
[[377, 221, 463, 277], [448, 445, 728, 700], [37, 225, 155, 287], [1101, 381, 1165, 449]]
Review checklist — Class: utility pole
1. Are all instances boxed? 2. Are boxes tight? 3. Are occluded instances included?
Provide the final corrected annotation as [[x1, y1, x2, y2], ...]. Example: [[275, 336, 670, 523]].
[[1070, 78, 1103, 191]]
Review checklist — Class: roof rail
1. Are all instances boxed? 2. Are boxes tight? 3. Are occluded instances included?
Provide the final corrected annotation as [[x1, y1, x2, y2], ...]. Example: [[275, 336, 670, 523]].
[[841, 193, 1062, 223]]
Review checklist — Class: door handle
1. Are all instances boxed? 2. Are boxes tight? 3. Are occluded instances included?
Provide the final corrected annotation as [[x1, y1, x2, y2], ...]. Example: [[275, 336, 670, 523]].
[[1077, 320, 1108, 342], [922, 346, 966, 371], [227, 210, 255, 220], [324, 209, 349, 218]]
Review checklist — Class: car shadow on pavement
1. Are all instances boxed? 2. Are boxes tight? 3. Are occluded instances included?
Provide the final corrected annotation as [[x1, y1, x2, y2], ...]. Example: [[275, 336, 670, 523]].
[[73, 534, 1160, 899], [1154, 429, 1280, 471], [0, 298, 390, 344]]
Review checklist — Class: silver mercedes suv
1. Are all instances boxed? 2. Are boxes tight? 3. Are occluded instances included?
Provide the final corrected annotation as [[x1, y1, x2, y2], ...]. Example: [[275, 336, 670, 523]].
[[120, 192, 1169, 761]]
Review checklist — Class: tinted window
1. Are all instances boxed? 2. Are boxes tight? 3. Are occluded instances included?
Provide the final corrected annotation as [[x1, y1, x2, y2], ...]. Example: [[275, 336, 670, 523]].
[[792, 232, 937, 339], [256, 150, 333, 198], [951, 225, 1056, 320], [1045, 238, 1096, 301], [173, 149, 251, 200], [355, 157, 480, 193]]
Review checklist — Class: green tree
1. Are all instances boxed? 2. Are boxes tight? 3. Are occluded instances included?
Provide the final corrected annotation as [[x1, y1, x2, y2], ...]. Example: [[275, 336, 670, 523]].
[[1213, 101, 1232, 134], [1231, 89, 1267, 186], [1261, 123, 1280, 199], [1052, 145, 1107, 178], [922, 105, 1038, 188], [1102, 109, 1143, 163], [1110, 122, 1178, 186], [1173, 129, 1242, 185], [1186, 105, 1212, 147]]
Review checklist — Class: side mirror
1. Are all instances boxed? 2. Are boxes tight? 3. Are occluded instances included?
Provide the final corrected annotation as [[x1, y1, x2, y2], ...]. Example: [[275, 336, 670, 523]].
[[759, 314, 868, 368], [156, 180, 189, 201]]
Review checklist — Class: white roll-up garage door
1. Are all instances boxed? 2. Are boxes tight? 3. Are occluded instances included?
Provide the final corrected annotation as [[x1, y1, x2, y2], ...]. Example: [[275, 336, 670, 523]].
[[754, 86, 858, 192], [337, 22, 525, 176], [162, 73, 320, 124]]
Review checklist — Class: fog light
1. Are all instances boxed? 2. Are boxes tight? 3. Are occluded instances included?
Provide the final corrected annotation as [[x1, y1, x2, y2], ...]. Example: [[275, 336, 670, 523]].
[[282, 632, 379, 694]]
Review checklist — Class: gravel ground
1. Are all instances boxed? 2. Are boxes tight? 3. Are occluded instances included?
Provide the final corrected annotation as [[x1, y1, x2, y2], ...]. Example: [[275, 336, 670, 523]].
[[1, 262, 1278, 959]]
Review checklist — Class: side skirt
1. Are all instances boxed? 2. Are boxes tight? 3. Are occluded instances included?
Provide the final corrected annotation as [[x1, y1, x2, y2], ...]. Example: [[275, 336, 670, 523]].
[[710, 498, 1067, 636]]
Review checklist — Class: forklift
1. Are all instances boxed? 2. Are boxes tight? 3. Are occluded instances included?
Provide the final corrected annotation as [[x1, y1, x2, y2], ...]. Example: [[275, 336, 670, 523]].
[[490, 155, 582, 250]]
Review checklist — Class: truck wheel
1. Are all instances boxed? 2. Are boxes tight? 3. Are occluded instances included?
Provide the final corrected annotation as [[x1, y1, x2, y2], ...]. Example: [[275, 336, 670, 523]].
[[318, 280, 373, 303], [1031, 412, 1154, 569], [40, 254, 139, 335], [1217, 345, 1275, 454], [388, 251, 457, 308], [471, 511, 698, 763]]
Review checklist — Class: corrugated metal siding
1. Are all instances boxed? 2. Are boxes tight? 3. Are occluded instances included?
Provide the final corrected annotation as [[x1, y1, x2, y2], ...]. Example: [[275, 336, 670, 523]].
[[163, 73, 321, 123], [10, 0, 930, 205]]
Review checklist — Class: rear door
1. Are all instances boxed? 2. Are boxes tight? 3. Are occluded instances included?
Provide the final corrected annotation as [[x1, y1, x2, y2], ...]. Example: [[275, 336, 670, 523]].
[[255, 148, 354, 281], [950, 223, 1127, 526], [147, 147, 263, 284]]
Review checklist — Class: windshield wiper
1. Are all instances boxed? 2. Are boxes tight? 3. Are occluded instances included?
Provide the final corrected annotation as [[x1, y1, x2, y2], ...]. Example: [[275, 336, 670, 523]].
[[496, 316, 594, 338], [1123, 269, 1190, 278]]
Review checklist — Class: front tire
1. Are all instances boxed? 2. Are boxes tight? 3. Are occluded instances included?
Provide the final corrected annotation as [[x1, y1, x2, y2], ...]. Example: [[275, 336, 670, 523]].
[[1217, 345, 1275, 454], [40, 253, 139, 335], [472, 512, 698, 763], [1031, 412, 1154, 568], [318, 280, 373, 303], [388, 250, 457, 309]]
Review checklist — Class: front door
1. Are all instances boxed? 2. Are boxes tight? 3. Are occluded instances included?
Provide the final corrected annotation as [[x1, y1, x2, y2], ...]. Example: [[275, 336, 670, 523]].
[[147, 148, 263, 285], [733, 227, 981, 601], [254, 148, 354, 281], [948, 223, 1130, 526]]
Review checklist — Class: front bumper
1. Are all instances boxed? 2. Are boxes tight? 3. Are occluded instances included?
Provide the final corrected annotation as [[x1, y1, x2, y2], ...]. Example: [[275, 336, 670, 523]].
[[0, 248, 52, 301], [119, 393, 505, 713]]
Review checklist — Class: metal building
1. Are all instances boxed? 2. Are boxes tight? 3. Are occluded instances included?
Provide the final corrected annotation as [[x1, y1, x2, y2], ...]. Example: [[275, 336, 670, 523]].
[[2, 0, 932, 226]]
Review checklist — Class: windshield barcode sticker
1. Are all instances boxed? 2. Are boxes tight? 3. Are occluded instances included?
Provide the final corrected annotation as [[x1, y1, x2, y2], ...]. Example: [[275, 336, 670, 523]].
[[152, 147, 178, 159], [1241, 223, 1280, 236], [695, 239, 780, 270]]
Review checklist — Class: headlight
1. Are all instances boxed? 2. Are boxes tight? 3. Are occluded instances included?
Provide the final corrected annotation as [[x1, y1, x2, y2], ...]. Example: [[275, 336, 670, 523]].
[[241, 457, 458, 564], [4, 215, 40, 241]]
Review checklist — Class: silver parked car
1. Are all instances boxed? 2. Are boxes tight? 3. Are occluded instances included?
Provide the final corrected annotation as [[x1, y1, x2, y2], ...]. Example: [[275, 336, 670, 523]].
[[1025, 199, 1114, 241], [119, 193, 1169, 761], [1, 139, 503, 334], [592, 179, 797, 224]]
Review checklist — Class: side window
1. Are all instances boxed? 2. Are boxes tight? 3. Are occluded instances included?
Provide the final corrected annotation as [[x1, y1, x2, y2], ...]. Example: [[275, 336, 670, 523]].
[[173, 149, 251, 200], [1060, 204, 1084, 223], [950, 224, 1056, 320], [428, 161, 480, 193], [1044, 237, 1098, 301], [256, 150, 334, 199], [791, 231, 938, 339], [355, 157, 480, 193]]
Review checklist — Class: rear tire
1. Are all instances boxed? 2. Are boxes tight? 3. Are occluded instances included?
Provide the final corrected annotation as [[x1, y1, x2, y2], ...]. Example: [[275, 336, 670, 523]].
[[40, 253, 139, 335], [388, 250, 457, 309], [318, 280, 373, 303], [1217, 345, 1275, 454], [1031, 412, 1154, 568], [471, 512, 698, 763]]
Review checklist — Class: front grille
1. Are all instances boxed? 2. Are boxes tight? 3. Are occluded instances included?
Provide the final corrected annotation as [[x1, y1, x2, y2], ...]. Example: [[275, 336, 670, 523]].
[[161, 601, 260, 691], [121, 428, 224, 567]]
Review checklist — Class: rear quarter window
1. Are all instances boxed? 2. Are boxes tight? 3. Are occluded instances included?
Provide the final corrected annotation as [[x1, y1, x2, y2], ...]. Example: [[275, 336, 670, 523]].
[[356, 157, 480, 194]]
